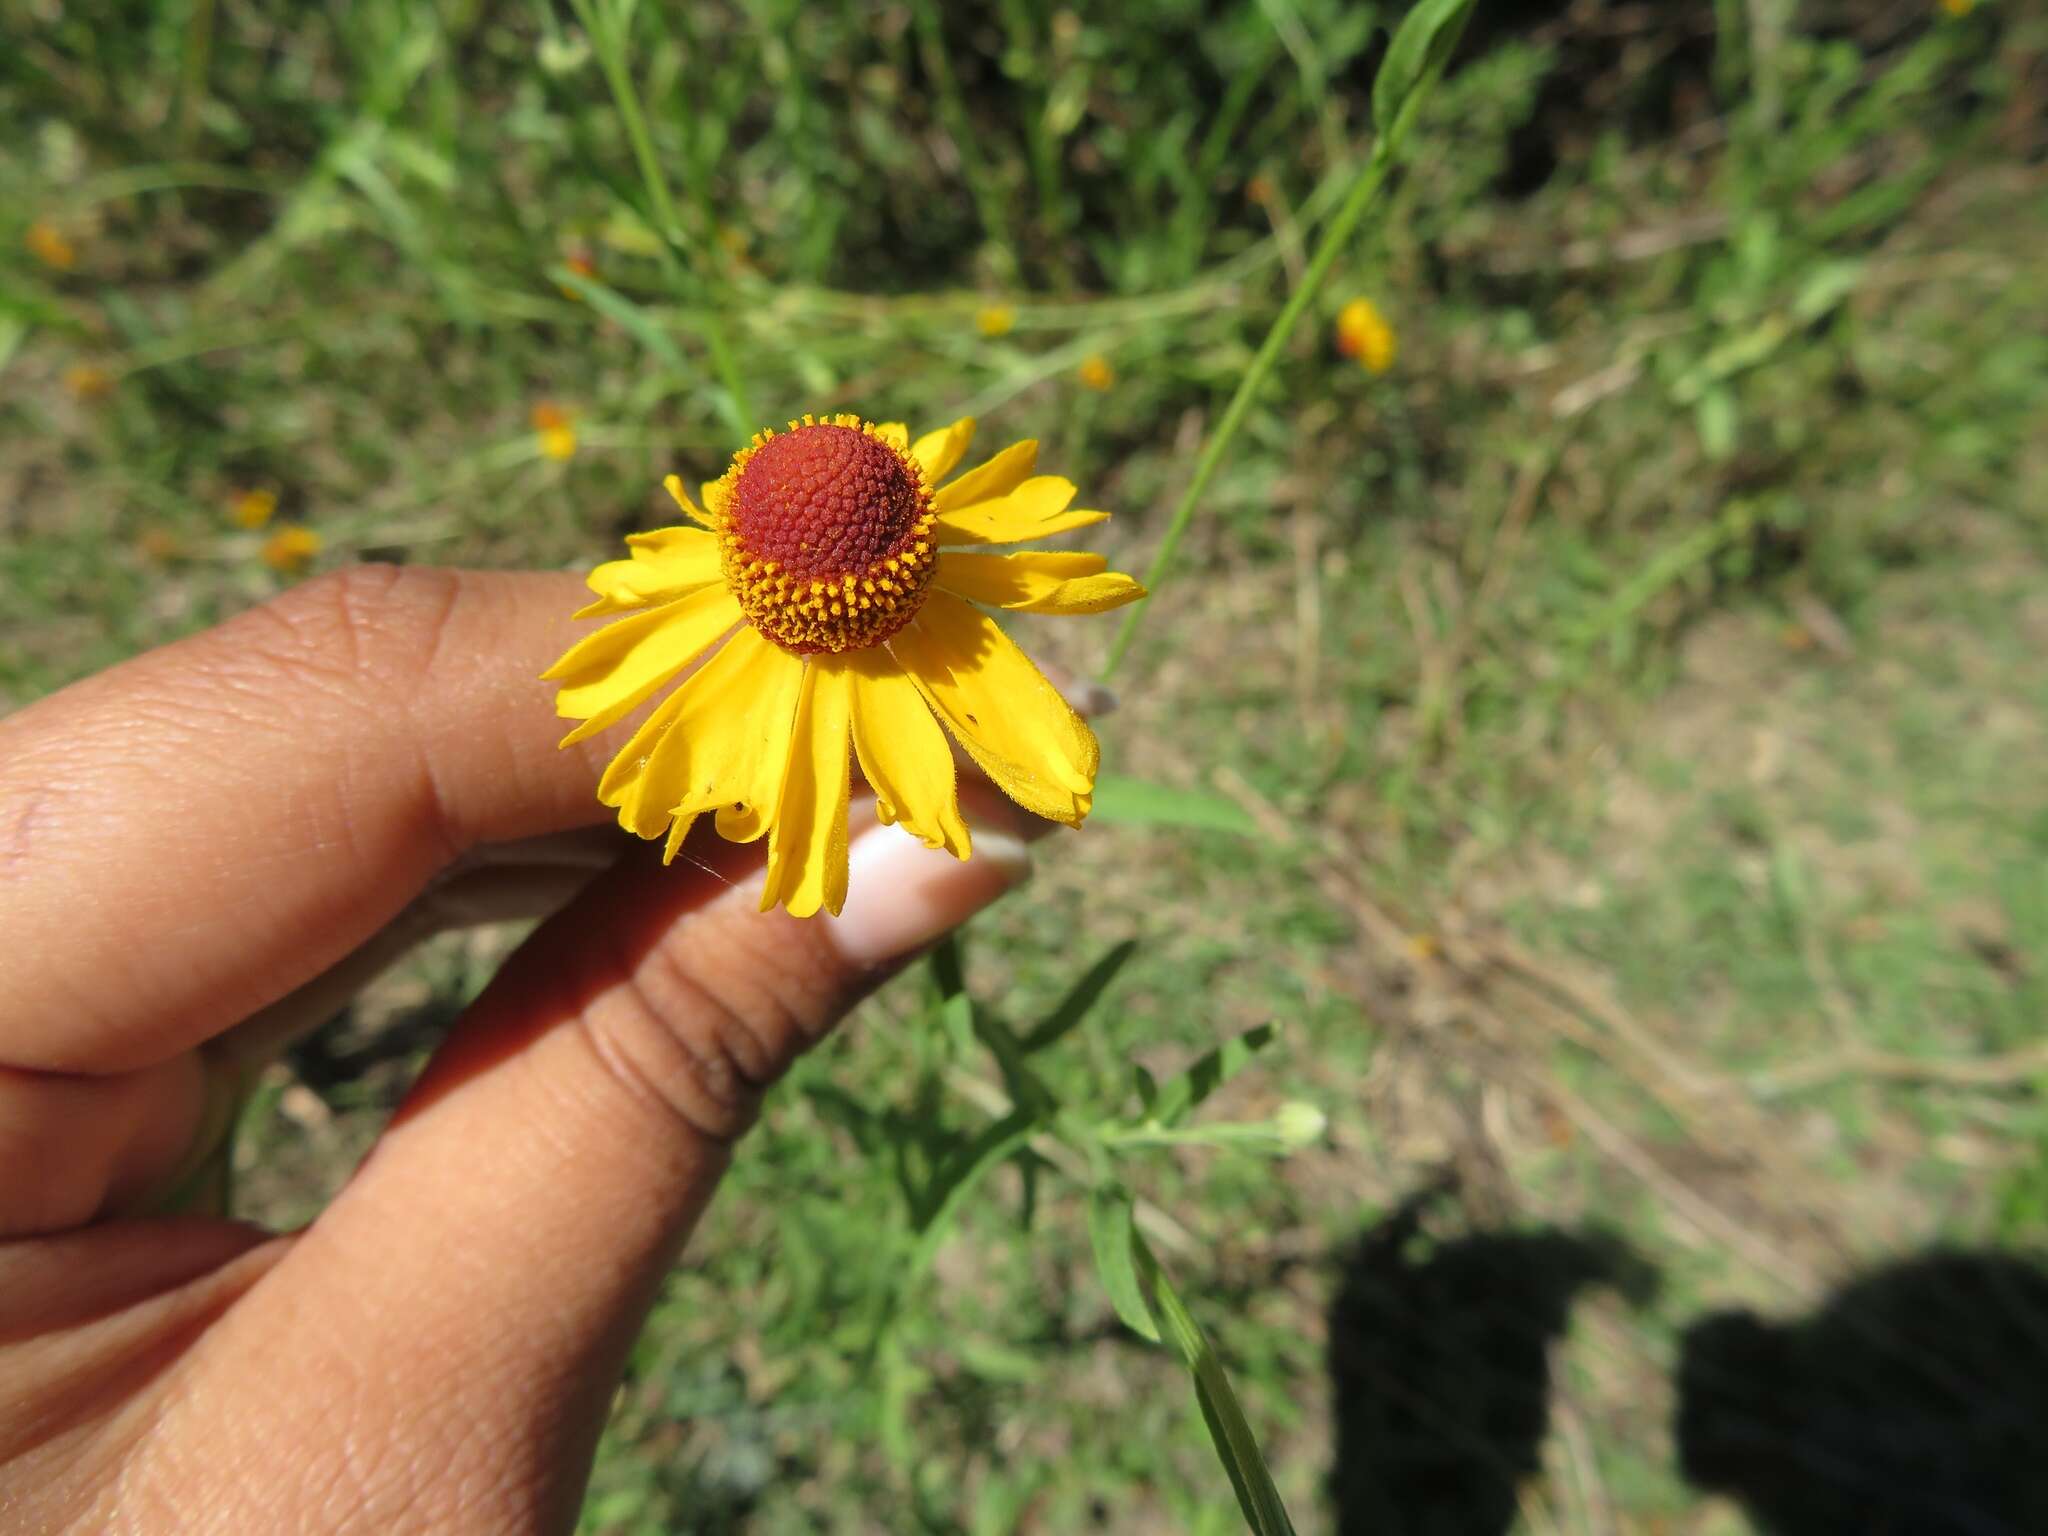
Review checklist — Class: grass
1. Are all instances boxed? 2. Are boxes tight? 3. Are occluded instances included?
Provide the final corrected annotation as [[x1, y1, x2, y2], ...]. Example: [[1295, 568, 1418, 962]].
[[5, 0, 2048, 1530]]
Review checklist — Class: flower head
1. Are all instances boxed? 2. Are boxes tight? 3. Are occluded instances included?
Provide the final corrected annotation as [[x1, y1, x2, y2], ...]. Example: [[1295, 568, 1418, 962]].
[[532, 401, 577, 461], [1078, 355, 1115, 392], [261, 525, 322, 574], [1939, 0, 1974, 14], [976, 304, 1017, 338], [26, 219, 76, 271], [229, 488, 278, 530], [559, 250, 597, 298], [63, 362, 113, 401], [547, 414, 1146, 917], [1336, 298, 1396, 375]]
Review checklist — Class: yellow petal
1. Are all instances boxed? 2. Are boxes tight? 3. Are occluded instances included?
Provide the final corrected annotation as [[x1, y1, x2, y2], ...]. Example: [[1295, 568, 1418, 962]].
[[574, 526, 724, 618], [701, 478, 732, 522], [933, 439, 1037, 513], [845, 647, 970, 859], [936, 551, 1148, 615], [663, 475, 720, 529], [759, 660, 855, 917], [911, 417, 977, 485], [934, 475, 1110, 545], [872, 421, 910, 451], [597, 629, 803, 843], [546, 585, 742, 744], [890, 592, 1098, 826]]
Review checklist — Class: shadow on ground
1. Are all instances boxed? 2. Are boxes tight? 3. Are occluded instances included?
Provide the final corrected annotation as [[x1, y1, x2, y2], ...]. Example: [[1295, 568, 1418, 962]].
[[1678, 1248, 2048, 1536], [1325, 1181, 1656, 1535]]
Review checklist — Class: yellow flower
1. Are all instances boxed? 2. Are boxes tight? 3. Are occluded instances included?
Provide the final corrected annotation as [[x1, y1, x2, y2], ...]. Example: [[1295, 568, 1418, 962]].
[[546, 413, 1146, 917], [1077, 355, 1115, 392], [1939, 0, 1973, 14], [229, 488, 278, 530], [63, 363, 113, 401], [26, 219, 76, 271], [559, 250, 597, 298], [137, 526, 181, 563], [976, 304, 1017, 338], [532, 401, 577, 461], [1335, 298, 1397, 375], [261, 525, 322, 574]]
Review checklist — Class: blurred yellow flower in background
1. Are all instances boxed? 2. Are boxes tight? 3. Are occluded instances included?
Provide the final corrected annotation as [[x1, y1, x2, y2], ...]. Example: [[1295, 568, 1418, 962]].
[[559, 249, 597, 297], [229, 488, 278, 530], [1336, 297, 1397, 375], [532, 401, 578, 461], [1939, 0, 1974, 15], [548, 412, 1145, 917], [63, 363, 113, 401], [261, 525, 322, 574], [25, 219, 76, 271], [976, 304, 1017, 338], [137, 526, 181, 563], [1078, 354, 1115, 391]]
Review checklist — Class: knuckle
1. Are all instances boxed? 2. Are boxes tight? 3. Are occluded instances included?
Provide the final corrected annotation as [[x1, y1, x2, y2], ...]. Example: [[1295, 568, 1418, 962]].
[[239, 564, 464, 695], [576, 956, 774, 1146], [571, 903, 868, 1146]]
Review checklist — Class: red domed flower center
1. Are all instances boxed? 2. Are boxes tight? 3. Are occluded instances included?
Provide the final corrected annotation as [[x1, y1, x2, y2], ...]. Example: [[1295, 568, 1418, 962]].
[[717, 418, 937, 655]]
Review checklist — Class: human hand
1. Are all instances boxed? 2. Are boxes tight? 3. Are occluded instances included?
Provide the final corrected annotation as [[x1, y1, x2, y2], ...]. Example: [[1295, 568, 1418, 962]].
[[0, 566, 1040, 1533]]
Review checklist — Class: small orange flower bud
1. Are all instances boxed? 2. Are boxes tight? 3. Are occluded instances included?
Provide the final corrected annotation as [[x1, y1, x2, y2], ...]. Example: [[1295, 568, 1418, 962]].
[[26, 219, 76, 271], [63, 363, 114, 401], [229, 488, 278, 530], [1335, 298, 1397, 375], [261, 525, 323, 574], [1078, 354, 1115, 392], [532, 401, 577, 461]]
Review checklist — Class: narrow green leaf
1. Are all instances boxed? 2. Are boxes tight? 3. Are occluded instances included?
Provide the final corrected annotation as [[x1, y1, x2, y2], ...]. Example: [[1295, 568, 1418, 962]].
[[1134, 1063, 1160, 1114], [1148, 1023, 1280, 1126], [1373, 0, 1478, 143], [549, 265, 689, 376], [1090, 775, 1256, 835], [1087, 1187, 1162, 1342], [1138, 1242, 1298, 1536], [1022, 940, 1138, 1054]]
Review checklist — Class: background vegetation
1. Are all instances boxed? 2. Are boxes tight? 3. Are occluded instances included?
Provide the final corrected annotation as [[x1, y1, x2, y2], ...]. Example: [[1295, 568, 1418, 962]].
[[4, 0, 2045, 1530]]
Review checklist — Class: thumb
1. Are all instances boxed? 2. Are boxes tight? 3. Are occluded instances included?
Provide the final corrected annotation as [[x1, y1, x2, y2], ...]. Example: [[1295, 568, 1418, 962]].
[[197, 808, 1030, 1531]]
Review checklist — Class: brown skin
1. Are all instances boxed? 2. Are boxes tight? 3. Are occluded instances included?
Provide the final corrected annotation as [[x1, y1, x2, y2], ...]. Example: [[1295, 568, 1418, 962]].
[[0, 568, 1026, 1533]]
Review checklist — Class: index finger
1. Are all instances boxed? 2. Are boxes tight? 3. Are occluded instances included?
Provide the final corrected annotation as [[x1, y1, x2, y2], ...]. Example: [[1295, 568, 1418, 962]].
[[0, 566, 614, 1074]]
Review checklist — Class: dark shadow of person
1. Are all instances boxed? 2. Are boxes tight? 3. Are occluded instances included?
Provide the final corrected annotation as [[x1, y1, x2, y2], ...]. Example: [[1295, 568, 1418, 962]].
[[1327, 1181, 1657, 1535], [1677, 1248, 2048, 1536]]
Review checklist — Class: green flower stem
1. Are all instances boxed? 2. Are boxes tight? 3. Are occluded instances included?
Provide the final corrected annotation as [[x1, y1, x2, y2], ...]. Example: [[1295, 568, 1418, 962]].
[[1102, 142, 1399, 677], [573, 0, 753, 431]]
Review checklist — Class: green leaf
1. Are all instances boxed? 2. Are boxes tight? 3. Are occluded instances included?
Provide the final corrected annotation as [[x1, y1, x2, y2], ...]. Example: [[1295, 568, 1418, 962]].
[[1134, 1063, 1161, 1114], [549, 264, 690, 377], [1090, 774, 1256, 835], [1022, 940, 1138, 1054], [1148, 1023, 1280, 1126], [1696, 386, 1739, 461], [1372, 0, 1478, 145], [1087, 1187, 1161, 1342], [1138, 1242, 1298, 1535]]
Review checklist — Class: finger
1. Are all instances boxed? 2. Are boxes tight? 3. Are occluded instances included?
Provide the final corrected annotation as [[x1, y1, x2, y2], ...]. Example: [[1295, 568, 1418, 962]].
[[185, 804, 1031, 1529], [0, 566, 616, 1075]]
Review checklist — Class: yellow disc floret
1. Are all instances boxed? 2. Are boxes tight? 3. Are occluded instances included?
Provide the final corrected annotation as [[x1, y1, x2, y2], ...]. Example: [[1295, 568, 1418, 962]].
[[713, 415, 937, 654]]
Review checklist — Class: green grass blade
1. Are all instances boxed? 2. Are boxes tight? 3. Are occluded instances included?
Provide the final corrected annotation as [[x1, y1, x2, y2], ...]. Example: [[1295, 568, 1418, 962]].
[[1086, 1186, 1161, 1342], [1104, 0, 1477, 678], [1138, 1241, 1298, 1536], [1089, 774, 1257, 835]]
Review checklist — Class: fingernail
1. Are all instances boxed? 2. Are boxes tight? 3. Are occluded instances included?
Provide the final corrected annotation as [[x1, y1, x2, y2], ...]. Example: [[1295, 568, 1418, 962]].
[[1069, 679, 1120, 718], [827, 819, 1032, 967]]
